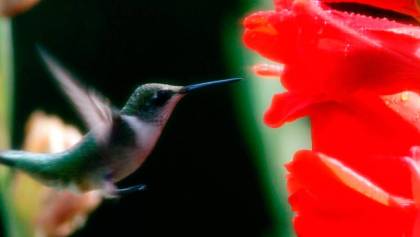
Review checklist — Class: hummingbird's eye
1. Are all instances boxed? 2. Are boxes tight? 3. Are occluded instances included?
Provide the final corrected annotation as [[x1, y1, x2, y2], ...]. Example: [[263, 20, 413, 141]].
[[151, 90, 172, 106]]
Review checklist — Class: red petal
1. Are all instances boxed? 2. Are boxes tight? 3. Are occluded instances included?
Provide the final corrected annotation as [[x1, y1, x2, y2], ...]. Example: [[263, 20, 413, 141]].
[[382, 91, 420, 133], [263, 92, 324, 127], [287, 150, 416, 237], [243, 11, 299, 64], [252, 63, 284, 78], [322, 0, 420, 18], [405, 157, 420, 207], [311, 90, 420, 197]]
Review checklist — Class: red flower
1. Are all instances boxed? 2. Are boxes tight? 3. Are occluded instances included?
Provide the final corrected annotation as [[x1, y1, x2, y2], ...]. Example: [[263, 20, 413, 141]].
[[243, 0, 420, 236], [244, 0, 420, 127]]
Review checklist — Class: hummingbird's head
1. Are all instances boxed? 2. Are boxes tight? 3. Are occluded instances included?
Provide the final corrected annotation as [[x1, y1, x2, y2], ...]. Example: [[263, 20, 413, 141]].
[[121, 83, 183, 124], [121, 78, 242, 124]]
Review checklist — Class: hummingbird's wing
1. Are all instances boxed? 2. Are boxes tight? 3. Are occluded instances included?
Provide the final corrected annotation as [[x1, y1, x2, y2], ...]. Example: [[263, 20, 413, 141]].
[[37, 47, 118, 145]]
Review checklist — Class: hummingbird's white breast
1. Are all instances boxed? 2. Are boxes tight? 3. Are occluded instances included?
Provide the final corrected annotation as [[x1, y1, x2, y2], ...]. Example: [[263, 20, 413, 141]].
[[108, 95, 181, 182], [109, 115, 163, 181]]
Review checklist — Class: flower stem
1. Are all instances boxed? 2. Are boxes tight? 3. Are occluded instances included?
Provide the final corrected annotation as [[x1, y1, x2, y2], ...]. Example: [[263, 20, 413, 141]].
[[0, 18, 13, 148], [0, 18, 25, 237]]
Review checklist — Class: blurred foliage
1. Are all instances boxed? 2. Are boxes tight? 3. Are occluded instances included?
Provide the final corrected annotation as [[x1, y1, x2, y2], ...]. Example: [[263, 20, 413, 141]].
[[0, 17, 16, 237], [0, 18, 12, 148]]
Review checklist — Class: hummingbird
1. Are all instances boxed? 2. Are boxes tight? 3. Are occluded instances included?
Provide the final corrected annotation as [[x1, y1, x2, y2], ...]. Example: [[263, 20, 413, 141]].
[[0, 47, 241, 197]]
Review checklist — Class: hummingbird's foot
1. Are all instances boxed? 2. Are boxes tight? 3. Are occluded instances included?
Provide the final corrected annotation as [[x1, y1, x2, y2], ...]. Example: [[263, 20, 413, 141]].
[[116, 184, 147, 196], [101, 174, 147, 198]]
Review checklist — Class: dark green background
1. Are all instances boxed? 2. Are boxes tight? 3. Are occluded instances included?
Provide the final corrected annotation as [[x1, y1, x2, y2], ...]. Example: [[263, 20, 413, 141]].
[[8, 0, 273, 236]]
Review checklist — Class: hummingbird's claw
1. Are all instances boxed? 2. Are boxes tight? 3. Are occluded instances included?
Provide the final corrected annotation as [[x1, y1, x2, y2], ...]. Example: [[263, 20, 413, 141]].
[[116, 184, 147, 196]]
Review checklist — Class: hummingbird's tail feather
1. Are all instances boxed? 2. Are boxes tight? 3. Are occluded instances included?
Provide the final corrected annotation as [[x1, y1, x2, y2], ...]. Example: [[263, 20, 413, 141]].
[[0, 150, 64, 186], [0, 150, 53, 172], [0, 150, 20, 167]]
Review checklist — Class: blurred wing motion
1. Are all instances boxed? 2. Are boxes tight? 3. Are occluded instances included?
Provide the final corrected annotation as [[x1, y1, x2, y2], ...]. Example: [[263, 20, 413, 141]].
[[37, 46, 118, 145]]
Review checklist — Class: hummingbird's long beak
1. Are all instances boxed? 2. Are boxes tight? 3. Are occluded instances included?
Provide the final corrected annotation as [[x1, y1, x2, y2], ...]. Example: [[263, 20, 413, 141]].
[[179, 78, 242, 94]]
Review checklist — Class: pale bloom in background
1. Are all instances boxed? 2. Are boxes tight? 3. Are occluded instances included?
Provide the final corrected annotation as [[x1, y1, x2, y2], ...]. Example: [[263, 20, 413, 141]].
[[12, 111, 102, 237], [0, 0, 39, 16]]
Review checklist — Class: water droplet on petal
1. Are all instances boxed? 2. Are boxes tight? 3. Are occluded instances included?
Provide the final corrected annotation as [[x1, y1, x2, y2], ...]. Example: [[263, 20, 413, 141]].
[[344, 43, 351, 56], [401, 92, 410, 102]]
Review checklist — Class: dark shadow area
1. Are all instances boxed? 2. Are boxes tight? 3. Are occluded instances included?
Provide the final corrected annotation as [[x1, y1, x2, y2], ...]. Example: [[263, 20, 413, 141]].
[[9, 0, 272, 236]]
